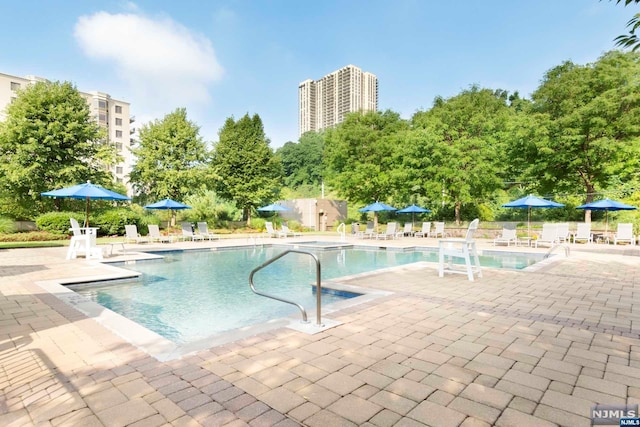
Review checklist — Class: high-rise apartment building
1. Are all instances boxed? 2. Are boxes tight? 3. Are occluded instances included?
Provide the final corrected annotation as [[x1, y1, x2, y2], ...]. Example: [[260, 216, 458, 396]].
[[0, 72, 134, 193], [298, 64, 378, 136]]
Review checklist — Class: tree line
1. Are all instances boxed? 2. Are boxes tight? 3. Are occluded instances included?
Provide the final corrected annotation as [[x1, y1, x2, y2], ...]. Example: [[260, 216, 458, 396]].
[[0, 50, 639, 227]]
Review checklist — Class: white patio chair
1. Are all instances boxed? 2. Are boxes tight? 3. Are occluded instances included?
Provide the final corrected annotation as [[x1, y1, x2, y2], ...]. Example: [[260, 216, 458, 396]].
[[493, 228, 517, 246], [148, 224, 172, 243], [280, 224, 302, 237], [432, 222, 446, 238], [197, 222, 220, 241], [415, 222, 431, 238], [572, 223, 593, 244], [376, 222, 401, 240], [124, 224, 149, 244], [181, 222, 204, 241], [614, 223, 635, 245], [534, 223, 557, 248], [438, 218, 482, 281], [357, 221, 375, 239], [402, 223, 414, 237], [556, 223, 570, 243]]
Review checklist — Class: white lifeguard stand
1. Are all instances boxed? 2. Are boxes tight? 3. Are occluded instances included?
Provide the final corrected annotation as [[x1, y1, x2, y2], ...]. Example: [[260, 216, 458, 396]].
[[438, 218, 482, 281]]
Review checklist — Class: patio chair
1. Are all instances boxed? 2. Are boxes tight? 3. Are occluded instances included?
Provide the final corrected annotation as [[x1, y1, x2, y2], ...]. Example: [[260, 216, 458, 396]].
[[415, 222, 431, 238], [493, 228, 517, 246], [264, 222, 279, 238], [432, 222, 446, 238], [357, 221, 375, 239], [67, 218, 91, 259], [280, 223, 302, 237], [572, 223, 593, 244], [438, 218, 482, 281], [556, 223, 570, 243], [534, 223, 557, 248], [148, 224, 172, 243], [402, 223, 414, 237], [614, 223, 635, 245], [197, 222, 220, 241], [124, 224, 149, 244], [181, 222, 204, 241], [376, 222, 402, 240]]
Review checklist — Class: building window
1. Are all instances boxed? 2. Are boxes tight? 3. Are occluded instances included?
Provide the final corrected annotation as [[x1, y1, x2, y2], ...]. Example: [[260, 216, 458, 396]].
[[115, 118, 123, 126], [115, 130, 123, 138], [98, 100, 107, 109], [116, 166, 123, 174], [10, 82, 20, 90], [115, 105, 122, 114], [116, 143, 123, 151]]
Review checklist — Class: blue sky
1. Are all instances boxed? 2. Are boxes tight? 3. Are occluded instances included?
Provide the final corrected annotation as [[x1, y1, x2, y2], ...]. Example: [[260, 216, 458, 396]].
[[0, 1, 636, 147]]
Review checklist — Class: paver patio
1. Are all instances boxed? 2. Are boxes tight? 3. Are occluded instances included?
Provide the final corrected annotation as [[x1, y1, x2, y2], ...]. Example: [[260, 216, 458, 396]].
[[1, 236, 640, 426]]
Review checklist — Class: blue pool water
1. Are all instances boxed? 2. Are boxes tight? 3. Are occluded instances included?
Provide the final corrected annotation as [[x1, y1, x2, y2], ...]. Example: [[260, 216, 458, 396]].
[[71, 246, 543, 344]]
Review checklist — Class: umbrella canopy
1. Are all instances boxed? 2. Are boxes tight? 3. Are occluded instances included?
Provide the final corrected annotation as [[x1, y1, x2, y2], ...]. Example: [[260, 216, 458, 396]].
[[359, 202, 397, 231], [144, 198, 192, 210], [576, 198, 637, 233], [397, 204, 431, 226], [257, 203, 290, 212], [41, 181, 130, 227], [502, 195, 564, 237]]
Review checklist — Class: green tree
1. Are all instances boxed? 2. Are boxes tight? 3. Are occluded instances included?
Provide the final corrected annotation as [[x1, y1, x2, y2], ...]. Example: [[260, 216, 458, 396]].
[[212, 114, 282, 225], [0, 80, 116, 219], [409, 87, 514, 224], [526, 51, 640, 221], [613, 0, 640, 51], [324, 110, 408, 206], [276, 131, 325, 188], [129, 108, 210, 204]]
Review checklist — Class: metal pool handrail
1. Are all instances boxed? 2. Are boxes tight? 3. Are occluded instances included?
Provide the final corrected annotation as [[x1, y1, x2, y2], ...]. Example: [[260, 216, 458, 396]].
[[337, 222, 346, 242], [249, 249, 323, 326]]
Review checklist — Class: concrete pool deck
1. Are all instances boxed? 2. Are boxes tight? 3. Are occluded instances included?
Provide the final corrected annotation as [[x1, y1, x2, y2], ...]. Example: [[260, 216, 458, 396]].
[[2, 235, 640, 426]]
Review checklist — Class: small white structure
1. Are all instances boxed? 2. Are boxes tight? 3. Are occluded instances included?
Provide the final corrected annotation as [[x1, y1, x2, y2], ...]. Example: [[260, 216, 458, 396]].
[[278, 199, 347, 231]]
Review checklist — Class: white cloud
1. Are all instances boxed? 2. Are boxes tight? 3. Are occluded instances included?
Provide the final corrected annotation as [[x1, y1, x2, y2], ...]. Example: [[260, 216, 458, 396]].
[[74, 11, 223, 121]]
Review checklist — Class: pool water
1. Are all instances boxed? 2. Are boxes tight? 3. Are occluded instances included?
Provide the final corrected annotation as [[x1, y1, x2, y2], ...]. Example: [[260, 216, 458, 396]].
[[71, 247, 542, 344]]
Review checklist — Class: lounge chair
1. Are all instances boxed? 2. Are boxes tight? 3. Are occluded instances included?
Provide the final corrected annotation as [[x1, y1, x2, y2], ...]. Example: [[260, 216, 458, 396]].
[[357, 221, 375, 239], [432, 222, 446, 238], [534, 223, 557, 248], [264, 222, 279, 238], [402, 223, 414, 237], [181, 222, 204, 241], [572, 223, 593, 244], [148, 224, 173, 243], [197, 222, 220, 241], [415, 222, 431, 238], [125, 224, 149, 244], [556, 223, 570, 243], [280, 224, 302, 237], [376, 222, 401, 240], [438, 218, 482, 281], [493, 228, 517, 246], [614, 223, 635, 245]]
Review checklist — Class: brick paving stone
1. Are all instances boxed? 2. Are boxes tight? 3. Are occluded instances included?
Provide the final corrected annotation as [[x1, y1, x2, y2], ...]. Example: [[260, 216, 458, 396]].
[[573, 386, 626, 404], [461, 383, 512, 409], [290, 364, 327, 382], [247, 408, 285, 426], [413, 348, 453, 365], [428, 390, 455, 406], [495, 379, 544, 402], [370, 359, 412, 379], [407, 400, 466, 427], [496, 408, 558, 427], [272, 418, 301, 427], [287, 402, 321, 422], [201, 409, 238, 426], [532, 366, 577, 385], [128, 414, 167, 427], [432, 364, 478, 385], [507, 396, 536, 414], [386, 377, 435, 402], [297, 383, 340, 408], [502, 370, 550, 391], [95, 397, 157, 426], [187, 401, 225, 421], [448, 397, 501, 424], [304, 409, 357, 427], [369, 390, 418, 416], [353, 384, 382, 399], [84, 386, 129, 413], [152, 398, 187, 422], [533, 404, 591, 427], [259, 387, 306, 414], [539, 389, 594, 417], [459, 417, 491, 427], [317, 371, 365, 396], [328, 394, 383, 425], [443, 341, 487, 360], [251, 366, 297, 389], [234, 377, 272, 397], [307, 354, 349, 372]]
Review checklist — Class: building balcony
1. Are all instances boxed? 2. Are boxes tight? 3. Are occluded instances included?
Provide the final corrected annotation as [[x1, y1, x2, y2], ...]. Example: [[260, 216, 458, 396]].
[[129, 116, 135, 123]]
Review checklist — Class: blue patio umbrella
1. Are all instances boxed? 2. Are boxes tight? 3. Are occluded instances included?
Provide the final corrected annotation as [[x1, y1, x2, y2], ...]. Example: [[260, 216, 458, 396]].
[[502, 195, 564, 237], [397, 204, 431, 225], [576, 198, 637, 233], [144, 198, 191, 227], [359, 201, 397, 231], [41, 181, 130, 227], [257, 203, 290, 212]]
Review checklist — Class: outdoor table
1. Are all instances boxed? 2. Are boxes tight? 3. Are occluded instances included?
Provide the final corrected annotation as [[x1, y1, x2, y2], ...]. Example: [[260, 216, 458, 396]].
[[518, 236, 533, 247]]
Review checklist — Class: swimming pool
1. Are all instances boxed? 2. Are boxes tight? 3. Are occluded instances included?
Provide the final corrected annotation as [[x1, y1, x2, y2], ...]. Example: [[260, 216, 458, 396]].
[[71, 246, 544, 344]]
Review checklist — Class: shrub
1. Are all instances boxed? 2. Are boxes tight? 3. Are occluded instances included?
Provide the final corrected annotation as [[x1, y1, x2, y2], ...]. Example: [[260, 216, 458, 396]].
[[93, 209, 144, 236], [0, 216, 16, 234], [35, 212, 83, 234], [0, 231, 67, 242], [250, 217, 267, 231]]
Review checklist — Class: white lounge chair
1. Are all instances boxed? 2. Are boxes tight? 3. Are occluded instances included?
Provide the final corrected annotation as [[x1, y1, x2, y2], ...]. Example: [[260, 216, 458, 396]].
[[181, 222, 204, 241], [280, 224, 302, 237], [402, 223, 414, 237], [125, 224, 148, 244], [432, 222, 446, 238], [376, 222, 401, 240], [438, 218, 482, 281], [197, 222, 220, 241], [614, 223, 635, 245], [534, 223, 557, 248], [357, 221, 375, 239], [572, 223, 593, 244], [415, 222, 431, 238], [556, 223, 570, 243], [265, 222, 279, 238], [493, 228, 517, 246], [148, 224, 172, 243]]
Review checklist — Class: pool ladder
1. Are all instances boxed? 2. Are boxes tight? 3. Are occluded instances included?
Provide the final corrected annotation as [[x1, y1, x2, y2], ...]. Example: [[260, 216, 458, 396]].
[[249, 249, 323, 326]]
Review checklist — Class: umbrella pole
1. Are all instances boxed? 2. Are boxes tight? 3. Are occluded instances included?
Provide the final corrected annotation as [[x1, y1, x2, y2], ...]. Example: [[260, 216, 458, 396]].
[[85, 196, 90, 227], [528, 207, 531, 238]]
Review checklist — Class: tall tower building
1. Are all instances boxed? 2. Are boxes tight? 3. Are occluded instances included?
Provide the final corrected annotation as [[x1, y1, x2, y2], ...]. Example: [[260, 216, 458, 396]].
[[299, 65, 378, 136], [0, 72, 134, 194]]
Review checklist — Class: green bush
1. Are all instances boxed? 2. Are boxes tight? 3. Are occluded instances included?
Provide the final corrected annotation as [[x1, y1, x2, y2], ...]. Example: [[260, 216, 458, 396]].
[[93, 209, 144, 236], [0, 216, 16, 234], [0, 231, 67, 242], [35, 212, 84, 234]]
